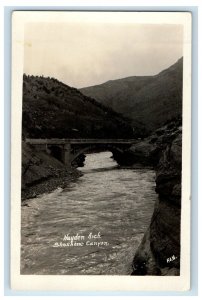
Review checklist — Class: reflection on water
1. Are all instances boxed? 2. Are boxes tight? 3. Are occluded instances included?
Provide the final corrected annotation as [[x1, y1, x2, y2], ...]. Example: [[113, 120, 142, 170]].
[[21, 151, 157, 275]]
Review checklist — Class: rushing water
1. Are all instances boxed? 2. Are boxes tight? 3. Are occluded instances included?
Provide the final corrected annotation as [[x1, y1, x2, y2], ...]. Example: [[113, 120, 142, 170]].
[[21, 151, 157, 275]]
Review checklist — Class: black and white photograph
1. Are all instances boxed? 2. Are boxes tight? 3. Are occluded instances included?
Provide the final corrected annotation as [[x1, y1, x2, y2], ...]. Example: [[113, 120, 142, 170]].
[[10, 11, 191, 291]]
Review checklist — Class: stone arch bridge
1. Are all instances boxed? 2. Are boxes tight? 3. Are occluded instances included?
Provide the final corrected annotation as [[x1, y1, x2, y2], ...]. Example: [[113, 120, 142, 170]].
[[26, 138, 136, 167]]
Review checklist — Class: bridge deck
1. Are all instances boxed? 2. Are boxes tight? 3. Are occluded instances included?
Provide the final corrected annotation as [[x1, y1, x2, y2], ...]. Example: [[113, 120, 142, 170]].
[[25, 138, 136, 145]]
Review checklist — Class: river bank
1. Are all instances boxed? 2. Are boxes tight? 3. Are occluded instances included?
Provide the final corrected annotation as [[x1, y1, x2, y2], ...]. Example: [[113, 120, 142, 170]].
[[21, 142, 82, 201], [21, 168, 82, 201]]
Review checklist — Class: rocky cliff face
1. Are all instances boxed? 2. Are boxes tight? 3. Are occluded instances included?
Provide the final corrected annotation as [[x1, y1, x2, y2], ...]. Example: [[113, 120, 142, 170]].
[[112, 117, 181, 167], [131, 122, 182, 275]]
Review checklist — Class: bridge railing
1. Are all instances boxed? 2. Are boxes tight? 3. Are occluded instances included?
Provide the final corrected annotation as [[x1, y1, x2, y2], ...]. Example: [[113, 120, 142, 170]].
[[25, 138, 137, 145]]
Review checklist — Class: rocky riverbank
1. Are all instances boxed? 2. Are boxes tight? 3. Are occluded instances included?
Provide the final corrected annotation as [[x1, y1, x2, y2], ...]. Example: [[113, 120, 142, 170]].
[[131, 120, 182, 275], [113, 117, 182, 168], [21, 142, 82, 201]]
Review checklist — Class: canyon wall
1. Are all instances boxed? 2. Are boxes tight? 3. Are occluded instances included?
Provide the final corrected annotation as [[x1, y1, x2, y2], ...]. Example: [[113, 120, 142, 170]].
[[131, 124, 182, 275]]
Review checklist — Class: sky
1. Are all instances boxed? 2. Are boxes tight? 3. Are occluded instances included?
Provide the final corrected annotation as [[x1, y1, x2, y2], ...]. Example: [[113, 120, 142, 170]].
[[24, 16, 183, 88]]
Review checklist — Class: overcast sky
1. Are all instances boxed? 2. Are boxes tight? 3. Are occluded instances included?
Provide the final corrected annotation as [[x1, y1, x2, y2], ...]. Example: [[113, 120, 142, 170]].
[[24, 20, 183, 88]]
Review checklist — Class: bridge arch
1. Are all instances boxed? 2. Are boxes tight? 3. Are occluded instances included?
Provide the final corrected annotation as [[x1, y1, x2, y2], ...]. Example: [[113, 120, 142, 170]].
[[71, 144, 125, 166]]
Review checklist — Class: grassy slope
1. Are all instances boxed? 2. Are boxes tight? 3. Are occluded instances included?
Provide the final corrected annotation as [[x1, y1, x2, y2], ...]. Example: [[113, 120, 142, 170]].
[[22, 75, 134, 139]]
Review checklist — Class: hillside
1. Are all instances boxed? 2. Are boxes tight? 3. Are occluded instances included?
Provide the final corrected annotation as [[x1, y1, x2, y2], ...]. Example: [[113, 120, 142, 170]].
[[80, 58, 183, 133], [22, 75, 134, 139]]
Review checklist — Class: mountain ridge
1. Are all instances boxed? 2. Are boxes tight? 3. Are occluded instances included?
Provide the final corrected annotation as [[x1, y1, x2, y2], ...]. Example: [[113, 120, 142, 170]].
[[80, 57, 183, 133]]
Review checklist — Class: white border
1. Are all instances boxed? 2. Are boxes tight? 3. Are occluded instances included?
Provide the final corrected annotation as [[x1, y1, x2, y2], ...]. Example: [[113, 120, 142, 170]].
[[10, 11, 191, 291]]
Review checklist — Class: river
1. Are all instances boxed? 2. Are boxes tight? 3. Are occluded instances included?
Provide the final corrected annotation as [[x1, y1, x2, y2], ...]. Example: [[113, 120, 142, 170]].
[[21, 151, 157, 275]]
